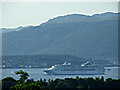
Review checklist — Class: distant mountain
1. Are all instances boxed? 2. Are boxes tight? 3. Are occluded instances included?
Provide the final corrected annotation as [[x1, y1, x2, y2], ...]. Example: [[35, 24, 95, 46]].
[[44, 12, 118, 24], [2, 12, 119, 60], [0, 25, 33, 33]]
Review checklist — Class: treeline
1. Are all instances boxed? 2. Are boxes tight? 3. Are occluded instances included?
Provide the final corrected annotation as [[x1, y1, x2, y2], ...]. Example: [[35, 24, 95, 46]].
[[1, 70, 120, 89]]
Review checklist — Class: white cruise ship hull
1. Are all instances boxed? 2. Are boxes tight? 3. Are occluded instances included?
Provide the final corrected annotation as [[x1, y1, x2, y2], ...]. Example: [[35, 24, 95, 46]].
[[44, 67, 105, 75], [44, 71, 104, 75]]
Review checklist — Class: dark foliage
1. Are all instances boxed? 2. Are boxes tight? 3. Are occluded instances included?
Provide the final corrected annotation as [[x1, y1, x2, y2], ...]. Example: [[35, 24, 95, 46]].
[[2, 70, 120, 89], [2, 77, 17, 90]]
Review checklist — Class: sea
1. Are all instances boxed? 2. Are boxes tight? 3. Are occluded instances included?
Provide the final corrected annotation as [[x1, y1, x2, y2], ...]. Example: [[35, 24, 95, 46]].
[[1, 67, 120, 81]]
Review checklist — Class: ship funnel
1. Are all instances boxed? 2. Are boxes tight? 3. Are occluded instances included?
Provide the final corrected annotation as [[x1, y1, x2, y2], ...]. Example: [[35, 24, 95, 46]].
[[63, 61, 67, 65], [68, 63, 71, 65], [63, 61, 71, 65]]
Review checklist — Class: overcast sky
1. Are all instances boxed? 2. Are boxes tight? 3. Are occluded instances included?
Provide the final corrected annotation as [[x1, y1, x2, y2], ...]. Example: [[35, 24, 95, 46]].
[[2, 2, 118, 28]]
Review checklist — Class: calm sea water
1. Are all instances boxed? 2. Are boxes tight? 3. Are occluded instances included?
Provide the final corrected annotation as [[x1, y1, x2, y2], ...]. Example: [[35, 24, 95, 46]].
[[1, 67, 119, 81]]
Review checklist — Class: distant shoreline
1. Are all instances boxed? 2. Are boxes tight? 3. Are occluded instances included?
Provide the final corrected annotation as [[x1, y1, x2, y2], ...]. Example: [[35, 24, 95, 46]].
[[1, 65, 120, 69]]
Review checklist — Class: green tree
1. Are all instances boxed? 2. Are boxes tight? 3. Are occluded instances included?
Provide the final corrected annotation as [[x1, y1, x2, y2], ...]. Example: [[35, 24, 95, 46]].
[[101, 76, 104, 81], [10, 70, 30, 89], [15, 70, 29, 84], [2, 77, 17, 90]]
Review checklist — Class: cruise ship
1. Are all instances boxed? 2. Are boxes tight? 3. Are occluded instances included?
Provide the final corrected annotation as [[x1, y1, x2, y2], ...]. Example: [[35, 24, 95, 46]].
[[43, 62, 105, 75]]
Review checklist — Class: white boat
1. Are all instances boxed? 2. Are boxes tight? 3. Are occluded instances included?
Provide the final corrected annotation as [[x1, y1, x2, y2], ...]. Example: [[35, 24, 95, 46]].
[[43, 62, 105, 75]]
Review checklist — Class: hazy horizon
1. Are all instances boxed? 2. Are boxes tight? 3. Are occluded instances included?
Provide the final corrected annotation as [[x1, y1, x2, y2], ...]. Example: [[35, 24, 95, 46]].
[[1, 11, 118, 29], [1, 2, 118, 28]]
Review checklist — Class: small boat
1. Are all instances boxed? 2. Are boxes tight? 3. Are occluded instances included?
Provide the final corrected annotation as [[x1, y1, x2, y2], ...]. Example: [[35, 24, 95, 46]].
[[11, 71, 14, 73]]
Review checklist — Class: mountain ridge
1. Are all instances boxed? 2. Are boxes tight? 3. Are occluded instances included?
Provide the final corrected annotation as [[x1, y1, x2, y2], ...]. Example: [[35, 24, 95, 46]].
[[3, 12, 118, 60], [1, 12, 118, 31]]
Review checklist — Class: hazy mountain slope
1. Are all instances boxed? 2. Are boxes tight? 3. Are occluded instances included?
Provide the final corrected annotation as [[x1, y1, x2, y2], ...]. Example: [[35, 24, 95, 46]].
[[2, 12, 118, 60], [0, 25, 33, 33]]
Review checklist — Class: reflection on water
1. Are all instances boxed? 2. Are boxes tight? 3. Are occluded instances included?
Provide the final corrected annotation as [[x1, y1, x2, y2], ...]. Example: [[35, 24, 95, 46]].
[[1, 67, 119, 80]]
